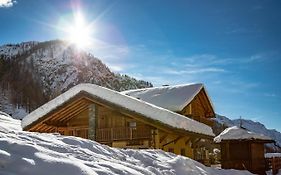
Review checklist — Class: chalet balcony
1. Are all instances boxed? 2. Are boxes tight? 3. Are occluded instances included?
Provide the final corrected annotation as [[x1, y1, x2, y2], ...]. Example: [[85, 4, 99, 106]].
[[96, 126, 152, 143]]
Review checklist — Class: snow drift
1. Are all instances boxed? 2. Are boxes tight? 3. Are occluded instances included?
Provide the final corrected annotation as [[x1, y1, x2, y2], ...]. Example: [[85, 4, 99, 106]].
[[0, 112, 253, 175]]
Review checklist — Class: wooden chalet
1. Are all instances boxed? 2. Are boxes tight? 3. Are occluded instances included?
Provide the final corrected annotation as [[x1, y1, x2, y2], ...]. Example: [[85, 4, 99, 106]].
[[214, 126, 274, 175], [22, 83, 215, 161], [123, 83, 216, 162]]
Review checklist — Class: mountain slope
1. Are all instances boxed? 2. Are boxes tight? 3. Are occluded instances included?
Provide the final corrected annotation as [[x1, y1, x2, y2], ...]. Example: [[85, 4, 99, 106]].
[[214, 114, 281, 150], [0, 40, 152, 118], [0, 111, 253, 175]]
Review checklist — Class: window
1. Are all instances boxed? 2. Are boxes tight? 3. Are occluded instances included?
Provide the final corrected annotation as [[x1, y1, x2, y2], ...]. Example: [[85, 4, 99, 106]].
[[180, 148, 186, 156], [128, 121, 137, 129]]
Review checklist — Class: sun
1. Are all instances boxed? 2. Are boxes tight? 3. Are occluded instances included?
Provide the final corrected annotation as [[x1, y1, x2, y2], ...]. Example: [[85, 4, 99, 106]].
[[65, 12, 92, 49]]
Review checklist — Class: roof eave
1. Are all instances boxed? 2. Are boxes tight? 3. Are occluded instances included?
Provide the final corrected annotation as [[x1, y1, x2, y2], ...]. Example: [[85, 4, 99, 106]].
[[215, 138, 274, 144]]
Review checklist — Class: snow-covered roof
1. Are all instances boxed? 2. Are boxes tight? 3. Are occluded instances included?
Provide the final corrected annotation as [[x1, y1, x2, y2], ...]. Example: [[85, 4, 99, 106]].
[[122, 83, 214, 112], [22, 84, 214, 137], [214, 126, 273, 143]]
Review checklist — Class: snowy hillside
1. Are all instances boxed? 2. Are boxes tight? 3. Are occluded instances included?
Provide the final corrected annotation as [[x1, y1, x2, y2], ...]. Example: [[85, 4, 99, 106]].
[[215, 114, 281, 148], [0, 111, 253, 175], [0, 40, 152, 118], [0, 41, 38, 59], [0, 88, 28, 119]]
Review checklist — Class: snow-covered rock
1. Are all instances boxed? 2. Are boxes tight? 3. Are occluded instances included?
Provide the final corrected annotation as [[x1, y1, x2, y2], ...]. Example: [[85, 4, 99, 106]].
[[0, 111, 253, 175]]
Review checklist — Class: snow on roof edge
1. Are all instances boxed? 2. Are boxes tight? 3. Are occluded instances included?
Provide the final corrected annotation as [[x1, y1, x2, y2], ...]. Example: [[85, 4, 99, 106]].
[[178, 83, 204, 112], [22, 84, 215, 137], [122, 83, 202, 93]]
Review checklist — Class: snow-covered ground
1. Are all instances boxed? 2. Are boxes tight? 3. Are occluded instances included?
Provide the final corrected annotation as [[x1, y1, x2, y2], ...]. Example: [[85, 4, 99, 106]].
[[0, 88, 28, 120], [0, 112, 255, 175]]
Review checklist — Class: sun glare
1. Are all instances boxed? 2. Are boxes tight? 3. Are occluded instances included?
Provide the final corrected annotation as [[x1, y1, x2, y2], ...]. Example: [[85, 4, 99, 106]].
[[65, 12, 92, 49]]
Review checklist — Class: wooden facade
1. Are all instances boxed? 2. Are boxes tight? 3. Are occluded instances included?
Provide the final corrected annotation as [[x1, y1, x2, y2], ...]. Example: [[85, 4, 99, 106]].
[[220, 140, 273, 175], [180, 89, 214, 127], [24, 86, 215, 162]]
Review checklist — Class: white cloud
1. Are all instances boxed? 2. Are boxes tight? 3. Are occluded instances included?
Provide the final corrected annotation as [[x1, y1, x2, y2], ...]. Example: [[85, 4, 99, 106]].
[[165, 67, 225, 75], [105, 62, 135, 72], [87, 38, 133, 73], [0, 0, 16, 8], [212, 80, 222, 85], [220, 81, 260, 94], [126, 73, 179, 87], [264, 93, 277, 98], [183, 53, 271, 67], [90, 39, 130, 61]]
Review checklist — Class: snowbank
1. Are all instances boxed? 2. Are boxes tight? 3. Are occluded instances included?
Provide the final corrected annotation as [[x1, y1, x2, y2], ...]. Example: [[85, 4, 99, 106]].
[[0, 112, 253, 175], [22, 83, 214, 137], [0, 111, 22, 131], [214, 126, 273, 143]]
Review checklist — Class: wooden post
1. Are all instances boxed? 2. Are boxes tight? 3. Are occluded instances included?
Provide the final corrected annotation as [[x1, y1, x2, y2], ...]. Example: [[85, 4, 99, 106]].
[[272, 157, 276, 175], [130, 128, 132, 140], [154, 129, 159, 149], [111, 128, 113, 141], [88, 104, 97, 140]]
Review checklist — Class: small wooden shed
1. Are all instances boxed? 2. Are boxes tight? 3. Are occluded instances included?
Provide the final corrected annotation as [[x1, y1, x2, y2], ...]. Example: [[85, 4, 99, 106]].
[[214, 126, 274, 175]]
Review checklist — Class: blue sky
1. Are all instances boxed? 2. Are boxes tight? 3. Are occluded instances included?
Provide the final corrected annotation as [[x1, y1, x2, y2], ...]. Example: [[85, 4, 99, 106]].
[[0, 0, 281, 131]]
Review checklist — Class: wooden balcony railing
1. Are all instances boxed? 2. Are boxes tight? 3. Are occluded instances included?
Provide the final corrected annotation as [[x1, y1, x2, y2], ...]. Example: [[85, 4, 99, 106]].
[[266, 157, 281, 175], [96, 126, 152, 142]]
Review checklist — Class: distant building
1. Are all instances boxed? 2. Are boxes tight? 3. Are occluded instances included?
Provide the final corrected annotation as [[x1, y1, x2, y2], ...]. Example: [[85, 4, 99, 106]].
[[214, 126, 274, 174], [22, 83, 215, 162]]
